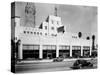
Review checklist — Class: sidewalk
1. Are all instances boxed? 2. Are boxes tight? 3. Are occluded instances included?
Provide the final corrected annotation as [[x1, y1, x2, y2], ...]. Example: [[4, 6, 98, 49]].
[[17, 58, 94, 64]]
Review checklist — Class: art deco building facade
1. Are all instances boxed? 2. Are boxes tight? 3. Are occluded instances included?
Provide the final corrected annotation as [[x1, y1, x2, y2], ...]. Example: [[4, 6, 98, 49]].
[[11, 15, 92, 60]]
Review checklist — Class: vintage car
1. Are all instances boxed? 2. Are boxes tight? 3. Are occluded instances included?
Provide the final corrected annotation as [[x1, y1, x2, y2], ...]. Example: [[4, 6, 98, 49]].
[[53, 57, 64, 62], [71, 59, 93, 69]]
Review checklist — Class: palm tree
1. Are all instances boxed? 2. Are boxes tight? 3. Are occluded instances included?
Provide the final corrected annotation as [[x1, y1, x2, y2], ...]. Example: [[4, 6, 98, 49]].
[[78, 32, 82, 38], [92, 35, 95, 50]]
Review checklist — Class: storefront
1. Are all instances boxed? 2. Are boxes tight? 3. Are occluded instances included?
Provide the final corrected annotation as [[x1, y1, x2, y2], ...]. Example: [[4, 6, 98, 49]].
[[72, 46, 81, 58], [12, 15, 94, 61], [22, 44, 40, 60], [43, 45, 56, 59], [83, 46, 90, 57], [59, 45, 70, 58]]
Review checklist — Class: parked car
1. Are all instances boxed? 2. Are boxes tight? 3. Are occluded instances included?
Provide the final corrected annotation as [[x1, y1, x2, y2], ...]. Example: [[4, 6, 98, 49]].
[[53, 57, 64, 62], [71, 59, 93, 69]]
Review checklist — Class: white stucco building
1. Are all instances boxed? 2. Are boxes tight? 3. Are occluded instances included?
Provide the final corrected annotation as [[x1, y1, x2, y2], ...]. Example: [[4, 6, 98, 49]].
[[11, 15, 92, 60]]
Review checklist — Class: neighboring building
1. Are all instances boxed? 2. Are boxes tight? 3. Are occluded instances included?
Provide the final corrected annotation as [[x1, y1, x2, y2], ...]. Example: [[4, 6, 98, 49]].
[[11, 15, 92, 60]]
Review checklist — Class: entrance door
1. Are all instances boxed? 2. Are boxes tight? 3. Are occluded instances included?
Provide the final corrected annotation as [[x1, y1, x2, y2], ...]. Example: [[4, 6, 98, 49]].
[[43, 50, 56, 59], [47, 53, 52, 59], [43, 45, 56, 59]]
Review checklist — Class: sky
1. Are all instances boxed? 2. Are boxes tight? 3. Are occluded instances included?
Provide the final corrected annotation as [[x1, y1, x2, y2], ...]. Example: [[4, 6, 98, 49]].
[[14, 2, 97, 41]]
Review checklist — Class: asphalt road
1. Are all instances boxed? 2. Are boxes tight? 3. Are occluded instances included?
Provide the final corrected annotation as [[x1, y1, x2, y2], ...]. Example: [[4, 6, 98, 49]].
[[15, 58, 97, 73], [15, 61, 73, 73]]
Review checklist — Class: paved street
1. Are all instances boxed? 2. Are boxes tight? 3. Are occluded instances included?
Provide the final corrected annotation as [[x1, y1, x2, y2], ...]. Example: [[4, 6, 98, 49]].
[[15, 61, 73, 73], [15, 58, 97, 73]]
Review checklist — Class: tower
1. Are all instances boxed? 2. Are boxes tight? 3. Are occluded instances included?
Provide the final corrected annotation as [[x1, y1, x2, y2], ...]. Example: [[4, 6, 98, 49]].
[[54, 5, 57, 16], [25, 3, 36, 27]]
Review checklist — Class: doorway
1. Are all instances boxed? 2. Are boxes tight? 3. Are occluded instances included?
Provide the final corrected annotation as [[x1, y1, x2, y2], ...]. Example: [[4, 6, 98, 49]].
[[43, 50, 56, 59]]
